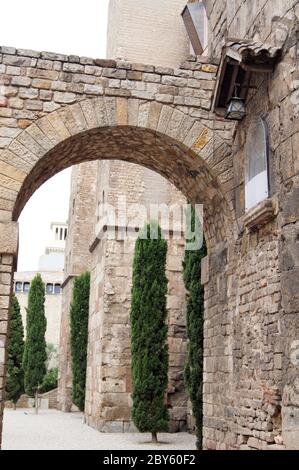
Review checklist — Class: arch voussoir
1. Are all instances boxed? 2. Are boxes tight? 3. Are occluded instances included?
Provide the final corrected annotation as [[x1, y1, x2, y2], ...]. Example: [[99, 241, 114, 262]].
[[2, 95, 237, 246]]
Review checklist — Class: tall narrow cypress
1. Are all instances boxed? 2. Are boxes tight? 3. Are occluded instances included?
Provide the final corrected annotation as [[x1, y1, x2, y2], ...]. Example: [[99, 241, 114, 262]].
[[183, 206, 206, 450], [6, 295, 24, 408], [130, 222, 169, 443], [23, 274, 47, 397], [70, 272, 90, 412]]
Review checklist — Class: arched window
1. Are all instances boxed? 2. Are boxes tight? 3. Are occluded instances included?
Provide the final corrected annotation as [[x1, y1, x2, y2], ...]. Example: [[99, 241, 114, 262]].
[[245, 117, 269, 211]]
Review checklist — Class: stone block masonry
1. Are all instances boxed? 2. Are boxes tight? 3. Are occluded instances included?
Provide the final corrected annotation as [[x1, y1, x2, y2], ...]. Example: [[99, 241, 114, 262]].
[[0, 45, 235, 449], [85, 228, 188, 433], [0, 0, 299, 447], [75, 0, 191, 432]]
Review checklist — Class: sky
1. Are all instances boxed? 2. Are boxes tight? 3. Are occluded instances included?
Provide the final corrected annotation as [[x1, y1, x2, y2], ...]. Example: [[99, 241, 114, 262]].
[[0, 0, 110, 271]]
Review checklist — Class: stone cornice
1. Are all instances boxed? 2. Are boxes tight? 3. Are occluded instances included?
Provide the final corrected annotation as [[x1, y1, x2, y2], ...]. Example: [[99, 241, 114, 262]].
[[89, 224, 185, 253]]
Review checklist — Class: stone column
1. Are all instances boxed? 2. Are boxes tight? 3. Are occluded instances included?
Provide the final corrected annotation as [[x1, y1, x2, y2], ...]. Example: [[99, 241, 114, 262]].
[[57, 162, 98, 411], [280, 182, 299, 449], [85, 229, 188, 433], [0, 221, 18, 448], [57, 276, 76, 412]]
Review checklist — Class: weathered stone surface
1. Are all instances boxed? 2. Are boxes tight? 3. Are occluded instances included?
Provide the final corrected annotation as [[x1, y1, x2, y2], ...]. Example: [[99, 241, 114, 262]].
[[0, 222, 18, 254], [53, 92, 77, 104], [0, 0, 298, 450]]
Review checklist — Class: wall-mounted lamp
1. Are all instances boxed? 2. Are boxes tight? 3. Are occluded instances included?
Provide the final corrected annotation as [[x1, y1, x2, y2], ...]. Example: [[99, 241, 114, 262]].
[[225, 85, 246, 121]]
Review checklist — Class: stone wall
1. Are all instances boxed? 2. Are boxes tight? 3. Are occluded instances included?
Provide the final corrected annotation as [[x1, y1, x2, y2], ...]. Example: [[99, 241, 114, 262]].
[[200, 0, 299, 450], [0, 47, 237, 447], [85, 220, 188, 432], [204, 0, 299, 59], [57, 162, 98, 411], [107, 0, 189, 68], [0, 252, 15, 448], [14, 270, 63, 349], [83, 0, 193, 432], [1, 4, 298, 446], [5, 387, 58, 409]]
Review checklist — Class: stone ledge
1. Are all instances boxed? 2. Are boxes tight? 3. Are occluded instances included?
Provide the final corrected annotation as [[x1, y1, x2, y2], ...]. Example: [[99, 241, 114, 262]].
[[0, 46, 218, 79], [243, 199, 276, 232], [90, 224, 185, 253]]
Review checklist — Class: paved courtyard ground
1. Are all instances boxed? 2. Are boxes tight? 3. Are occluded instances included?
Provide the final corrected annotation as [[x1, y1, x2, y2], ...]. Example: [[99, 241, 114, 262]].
[[2, 409, 196, 450]]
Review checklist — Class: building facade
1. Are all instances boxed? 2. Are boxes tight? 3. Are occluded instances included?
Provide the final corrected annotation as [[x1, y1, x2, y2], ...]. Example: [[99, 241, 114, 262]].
[[0, 0, 299, 450], [14, 222, 67, 355], [14, 271, 63, 349]]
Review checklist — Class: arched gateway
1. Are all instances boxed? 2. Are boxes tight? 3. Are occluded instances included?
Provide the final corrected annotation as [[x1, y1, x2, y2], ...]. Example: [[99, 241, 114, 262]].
[[0, 48, 237, 448]]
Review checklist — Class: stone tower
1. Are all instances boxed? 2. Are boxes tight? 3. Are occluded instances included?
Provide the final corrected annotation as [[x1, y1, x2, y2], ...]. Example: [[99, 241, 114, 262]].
[[58, 0, 191, 431]]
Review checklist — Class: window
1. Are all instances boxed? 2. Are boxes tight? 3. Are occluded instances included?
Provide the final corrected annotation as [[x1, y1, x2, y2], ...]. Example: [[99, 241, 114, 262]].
[[245, 117, 269, 211], [15, 282, 22, 293], [46, 283, 54, 295], [54, 284, 61, 294], [23, 282, 30, 293]]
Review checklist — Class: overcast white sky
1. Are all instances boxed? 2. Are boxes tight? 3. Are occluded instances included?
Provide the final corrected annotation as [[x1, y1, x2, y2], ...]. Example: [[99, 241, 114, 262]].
[[0, 0, 109, 271]]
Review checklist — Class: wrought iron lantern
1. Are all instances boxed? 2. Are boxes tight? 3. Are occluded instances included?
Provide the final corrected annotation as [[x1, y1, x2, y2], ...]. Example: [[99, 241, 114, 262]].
[[226, 85, 246, 120]]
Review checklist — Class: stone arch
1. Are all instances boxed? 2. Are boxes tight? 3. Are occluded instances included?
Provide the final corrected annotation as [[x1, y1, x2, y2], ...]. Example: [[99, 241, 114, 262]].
[[0, 94, 237, 449], [0, 97, 235, 250]]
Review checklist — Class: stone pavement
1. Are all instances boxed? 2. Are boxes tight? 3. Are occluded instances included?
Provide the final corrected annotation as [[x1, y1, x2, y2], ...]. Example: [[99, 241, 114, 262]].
[[2, 408, 196, 450]]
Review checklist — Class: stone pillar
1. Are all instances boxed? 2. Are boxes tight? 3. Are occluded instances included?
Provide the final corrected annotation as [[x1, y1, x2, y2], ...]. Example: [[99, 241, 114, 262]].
[[202, 241, 233, 450], [280, 181, 299, 449], [84, 1, 191, 431], [0, 221, 18, 448], [85, 229, 188, 433], [166, 236, 188, 432], [57, 163, 98, 411], [85, 235, 134, 432], [57, 276, 76, 412]]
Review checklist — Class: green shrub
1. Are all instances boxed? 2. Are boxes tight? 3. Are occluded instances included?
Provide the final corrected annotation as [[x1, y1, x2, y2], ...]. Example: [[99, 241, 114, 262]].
[[40, 368, 58, 393], [130, 221, 169, 443], [23, 274, 47, 397], [6, 295, 24, 406], [70, 272, 90, 411]]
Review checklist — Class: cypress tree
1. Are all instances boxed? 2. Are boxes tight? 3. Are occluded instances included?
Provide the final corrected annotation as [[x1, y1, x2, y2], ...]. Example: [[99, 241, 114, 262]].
[[70, 272, 90, 412], [6, 295, 24, 408], [130, 221, 169, 443], [183, 206, 206, 450], [23, 273, 47, 397]]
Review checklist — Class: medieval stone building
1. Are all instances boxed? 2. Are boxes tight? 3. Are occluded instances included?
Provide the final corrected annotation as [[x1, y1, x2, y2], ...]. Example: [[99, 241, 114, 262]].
[[57, 0, 190, 434], [0, 0, 299, 450]]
